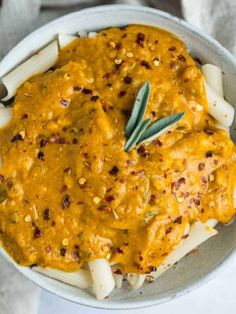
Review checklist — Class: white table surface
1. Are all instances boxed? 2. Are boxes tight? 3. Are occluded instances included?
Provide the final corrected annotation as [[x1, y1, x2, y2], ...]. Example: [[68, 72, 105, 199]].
[[38, 253, 236, 314]]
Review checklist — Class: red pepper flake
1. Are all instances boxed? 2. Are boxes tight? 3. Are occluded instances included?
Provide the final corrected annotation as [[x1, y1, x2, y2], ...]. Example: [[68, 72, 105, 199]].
[[123, 75, 132, 84], [149, 194, 157, 205], [51, 221, 56, 227], [64, 167, 71, 173], [74, 86, 82, 91], [99, 205, 112, 213], [105, 195, 115, 202], [118, 90, 126, 97], [40, 138, 47, 148], [61, 194, 71, 209], [60, 248, 67, 256], [37, 151, 45, 161], [140, 60, 152, 69], [193, 198, 200, 206], [206, 151, 213, 158], [43, 208, 50, 220], [137, 145, 150, 158], [34, 226, 41, 239], [178, 54, 186, 62], [0, 174, 5, 183], [175, 177, 186, 190], [166, 227, 173, 234], [126, 159, 134, 166], [21, 114, 28, 120], [169, 46, 176, 51], [82, 88, 92, 95], [174, 216, 182, 224], [116, 42, 122, 50], [58, 138, 66, 144], [72, 138, 78, 144], [182, 234, 189, 239], [136, 32, 145, 47], [114, 269, 122, 275], [11, 133, 23, 143], [204, 128, 214, 135], [60, 98, 70, 107], [116, 247, 124, 254], [91, 95, 99, 102], [201, 176, 207, 184], [121, 109, 131, 117], [60, 185, 67, 193], [109, 166, 119, 175], [198, 163, 205, 171], [170, 61, 176, 69], [152, 139, 162, 147]]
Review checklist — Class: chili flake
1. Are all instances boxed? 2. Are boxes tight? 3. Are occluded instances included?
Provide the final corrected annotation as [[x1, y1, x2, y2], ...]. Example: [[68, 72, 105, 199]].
[[140, 60, 152, 69], [11, 133, 23, 143], [61, 194, 71, 209], [34, 226, 41, 239], [109, 166, 119, 175]]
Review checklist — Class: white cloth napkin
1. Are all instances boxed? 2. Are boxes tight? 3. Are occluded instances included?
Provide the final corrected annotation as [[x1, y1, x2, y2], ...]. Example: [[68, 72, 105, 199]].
[[0, 0, 235, 313]]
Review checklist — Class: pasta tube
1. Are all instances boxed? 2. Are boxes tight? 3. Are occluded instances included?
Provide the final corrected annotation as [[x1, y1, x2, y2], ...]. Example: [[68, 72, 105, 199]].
[[150, 222, 217, 279], [127, 273, 146, 290], [0, 40, 59, 101], [33, 267, 92, 289], [205, 82, 234, 127], [202, 64, 223, 97], [112, 265, 123, 289], [88, 259, 115, 300], [58, 34, 78, 49], [88, 32, 97, 38]]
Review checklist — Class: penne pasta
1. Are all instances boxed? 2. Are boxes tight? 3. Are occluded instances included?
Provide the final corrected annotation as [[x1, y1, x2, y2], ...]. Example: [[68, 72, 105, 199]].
[[206, 219, 218, 227], [112, 265, 123, 289], [0, 106, 13, 128], [88, 259, 115, 300], [127, 273, 146, 290], [58, 34, 78, 49], [0, 40, 59, 101], [205, 82, 234, 127], [88, 32, 97, 38], [150, 222, 217, 279], [202, 64, 223, 97], [33, 267, 92, 289], [77, 30, 87, 38]]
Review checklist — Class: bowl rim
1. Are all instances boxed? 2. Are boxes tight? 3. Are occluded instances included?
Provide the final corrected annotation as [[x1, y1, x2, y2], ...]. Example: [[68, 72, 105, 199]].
[[1, 4, 236, 310]]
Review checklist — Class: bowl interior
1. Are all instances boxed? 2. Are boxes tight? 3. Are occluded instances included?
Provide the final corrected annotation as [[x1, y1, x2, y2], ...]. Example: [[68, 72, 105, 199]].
[[0, 5, 236, 310]]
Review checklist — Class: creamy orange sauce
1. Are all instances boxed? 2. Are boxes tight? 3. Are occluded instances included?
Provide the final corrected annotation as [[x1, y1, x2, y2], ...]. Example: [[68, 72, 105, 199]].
[[0, 25, 235, 273]]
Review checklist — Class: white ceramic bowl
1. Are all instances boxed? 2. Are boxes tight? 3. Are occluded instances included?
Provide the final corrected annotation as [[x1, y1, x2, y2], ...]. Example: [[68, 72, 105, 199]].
[[1, 4, 236, 310]]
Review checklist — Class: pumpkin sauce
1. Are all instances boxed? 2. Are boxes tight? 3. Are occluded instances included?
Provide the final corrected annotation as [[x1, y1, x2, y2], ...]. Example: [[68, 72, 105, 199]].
[[0, 25, 235, 273]]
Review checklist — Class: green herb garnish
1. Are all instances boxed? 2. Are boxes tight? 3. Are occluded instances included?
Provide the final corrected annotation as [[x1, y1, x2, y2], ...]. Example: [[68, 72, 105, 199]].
[[124, 118, 150, 152], [124, 81, 185, 152], [137, 112, 185, 145], [125, 81, 150, 138]]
